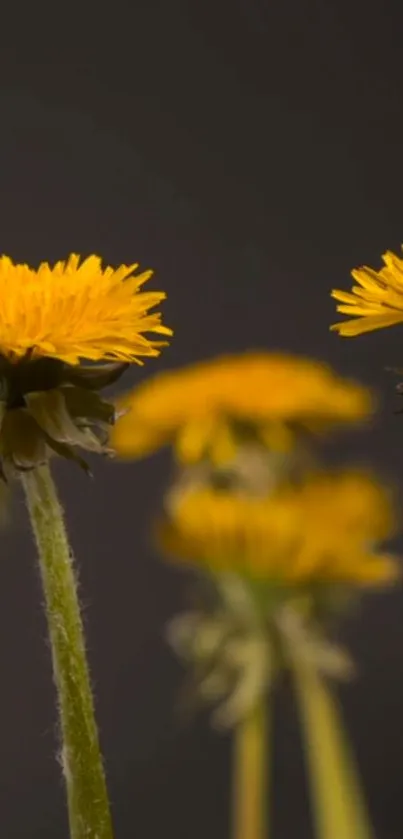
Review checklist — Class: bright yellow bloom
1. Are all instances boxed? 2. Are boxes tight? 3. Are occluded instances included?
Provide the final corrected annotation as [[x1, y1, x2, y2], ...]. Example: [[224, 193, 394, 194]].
[[0, 253, 171, 365], [112, 353, 372, 463], [331, 247, 403, 336], [158, 473, 398, 586]]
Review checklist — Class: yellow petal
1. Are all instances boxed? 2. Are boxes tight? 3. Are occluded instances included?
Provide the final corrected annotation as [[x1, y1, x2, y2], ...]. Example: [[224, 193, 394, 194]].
[[351, 266, 384, 291], [331, 312, 403, 335]]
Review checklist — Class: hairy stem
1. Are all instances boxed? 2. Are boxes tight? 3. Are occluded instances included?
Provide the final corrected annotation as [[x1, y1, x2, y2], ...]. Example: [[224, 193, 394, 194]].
[[22, 464, 113, 839]]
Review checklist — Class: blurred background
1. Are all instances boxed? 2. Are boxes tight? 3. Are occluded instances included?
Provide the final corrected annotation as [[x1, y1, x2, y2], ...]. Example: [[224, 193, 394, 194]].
[[1, 1, 403, 836]]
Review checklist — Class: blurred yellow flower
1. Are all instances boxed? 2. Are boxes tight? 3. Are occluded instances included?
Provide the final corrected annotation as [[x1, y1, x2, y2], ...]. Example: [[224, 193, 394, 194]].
[[0, 253, 171, 365], [158, 472, 398, 586], [331, 247, 403, 336], [112, 353, 372, 463]]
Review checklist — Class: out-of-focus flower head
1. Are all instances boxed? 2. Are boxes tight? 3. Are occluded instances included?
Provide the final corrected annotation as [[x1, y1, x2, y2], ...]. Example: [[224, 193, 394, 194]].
[[159, 472, 397, 588], [159, 470, 399, 726], [111, 352, 372, 466], [331, 246, 403, 336], [0, 253, 171, 475]]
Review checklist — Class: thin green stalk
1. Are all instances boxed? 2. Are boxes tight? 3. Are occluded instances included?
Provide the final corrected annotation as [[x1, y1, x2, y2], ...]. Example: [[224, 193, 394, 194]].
[[293, 660, 374, 839], [22, 464, 113, 839], [232, 700, 269, 839]]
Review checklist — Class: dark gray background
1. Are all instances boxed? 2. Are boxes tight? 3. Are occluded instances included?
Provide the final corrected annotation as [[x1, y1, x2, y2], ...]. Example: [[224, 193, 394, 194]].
[[0, 1, 403, 836]]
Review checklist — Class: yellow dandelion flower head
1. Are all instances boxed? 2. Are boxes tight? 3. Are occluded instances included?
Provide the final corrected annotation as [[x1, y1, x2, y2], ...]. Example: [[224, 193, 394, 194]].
[[112, 352, 372, 463], [0, 253, 172, 365], [331, 246, 403, 336], [158, 472, 398, 587]]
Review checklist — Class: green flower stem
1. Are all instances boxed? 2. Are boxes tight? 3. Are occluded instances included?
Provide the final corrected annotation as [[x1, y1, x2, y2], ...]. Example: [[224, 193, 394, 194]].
[[293, 660, 374, 839], [232, 700, 269, 839], [22, 464, 113, 839]]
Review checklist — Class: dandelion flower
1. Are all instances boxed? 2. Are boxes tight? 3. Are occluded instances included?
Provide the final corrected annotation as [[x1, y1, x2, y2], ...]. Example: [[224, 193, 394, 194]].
[[0, 253, 170, 364], [331, 247, 403, 336], [0, 253, 171, 473], [158, 472, 398, 587], [160, 469, 398, 731], [112, 352, 372, 464]]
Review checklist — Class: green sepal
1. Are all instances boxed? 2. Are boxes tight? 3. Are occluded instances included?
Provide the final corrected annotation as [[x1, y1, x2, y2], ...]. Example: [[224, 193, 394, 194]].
[[44, 437, 93, 477], [168, 572, 354, 729], [0, 355, 128, 475], [61, 386, 116, 426], [25, 390, 109, 454], [0, 409, 47, 470], [64, 362, 128, 391]]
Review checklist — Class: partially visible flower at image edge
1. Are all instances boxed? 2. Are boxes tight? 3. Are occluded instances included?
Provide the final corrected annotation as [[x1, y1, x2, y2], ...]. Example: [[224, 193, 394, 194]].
[[331, 246, 403, 336], [158, 471, 398, 587], [111, 352, 372, 464]]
